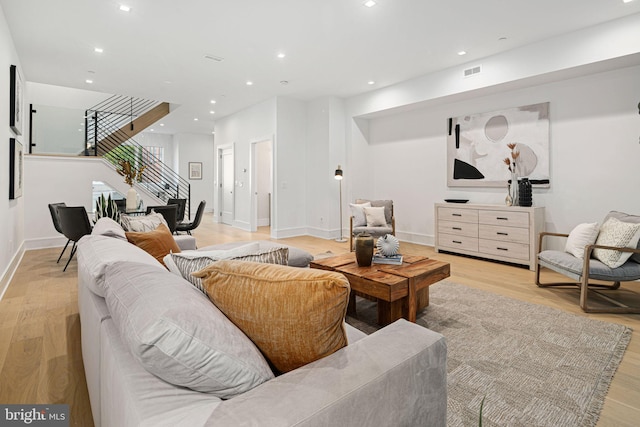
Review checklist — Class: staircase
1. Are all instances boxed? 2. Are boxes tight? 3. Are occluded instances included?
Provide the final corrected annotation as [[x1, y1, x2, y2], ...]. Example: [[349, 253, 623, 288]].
[[83, 95, 191, 218]]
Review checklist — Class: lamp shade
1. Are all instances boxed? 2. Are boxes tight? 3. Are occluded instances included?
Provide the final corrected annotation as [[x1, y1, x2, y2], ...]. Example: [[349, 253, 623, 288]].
[[334, 165, 343, 180]]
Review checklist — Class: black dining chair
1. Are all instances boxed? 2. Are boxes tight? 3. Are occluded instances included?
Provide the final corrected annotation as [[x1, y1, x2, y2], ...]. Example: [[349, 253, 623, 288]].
[[167, 198, 187, 224], [57, 206, 93, 271], [176, 200, 206, 235], [48, 202, 70, 264], [146, 204, 179, 234]]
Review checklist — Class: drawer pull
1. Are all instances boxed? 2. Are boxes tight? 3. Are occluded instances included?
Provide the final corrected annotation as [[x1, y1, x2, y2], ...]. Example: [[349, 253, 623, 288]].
[[452, 213, 462, 217], [497, 247, 509, 251], [497, 232, 509, 236], [452, 227, 462, 230], [496, 217, 509, 221], [453, 240, 462, 244]]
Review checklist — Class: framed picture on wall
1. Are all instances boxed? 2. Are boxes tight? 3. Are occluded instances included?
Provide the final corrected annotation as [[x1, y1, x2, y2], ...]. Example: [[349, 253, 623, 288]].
[[189, 162, 202, 180], [9, 138, 24, 199], [9, 65, 24, 136]]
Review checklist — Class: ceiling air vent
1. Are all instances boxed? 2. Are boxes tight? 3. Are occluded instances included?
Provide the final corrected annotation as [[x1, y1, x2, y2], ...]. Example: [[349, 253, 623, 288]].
[[463, 65, 482, 78]]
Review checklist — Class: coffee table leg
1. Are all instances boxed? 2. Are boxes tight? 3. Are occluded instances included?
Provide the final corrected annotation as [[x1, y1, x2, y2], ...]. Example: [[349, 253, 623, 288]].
[[408, 277, 417, 322], [347, 292, 357, 318]]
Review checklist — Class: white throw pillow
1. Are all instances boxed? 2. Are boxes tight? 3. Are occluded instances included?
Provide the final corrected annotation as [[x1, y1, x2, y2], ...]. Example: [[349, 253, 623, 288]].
[[564, 222, 599, 259], [349, 202, 371, 227], [120, 212, 168, 232], [104, 261, 274, 398], [593, 218, 640, 268], [364, 206, 387, 227]]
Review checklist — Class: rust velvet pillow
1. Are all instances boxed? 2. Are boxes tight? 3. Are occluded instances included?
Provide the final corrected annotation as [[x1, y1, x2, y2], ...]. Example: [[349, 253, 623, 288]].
[[192, 260, 350, 374], [125, 223, 180, 267]]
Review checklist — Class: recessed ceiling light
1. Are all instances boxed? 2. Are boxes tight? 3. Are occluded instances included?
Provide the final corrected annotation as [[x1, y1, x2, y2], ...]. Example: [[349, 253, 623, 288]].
[[85, 79, 93, 84], [623, 0, 633, 3], [368, 80, 375, 85], [277, 52, 286, 59], [149, 129, 154, 132], [119, 5, 131, 12], [194, 118, 199, 121], [159, 123, 165, 126], [363, 0, 377, 7], [457, 51, 467, 56], [94, 47, 104, 53], [210, 100, 217, 104], [246, 81, 253, 86], [209, 110, 215, 114]]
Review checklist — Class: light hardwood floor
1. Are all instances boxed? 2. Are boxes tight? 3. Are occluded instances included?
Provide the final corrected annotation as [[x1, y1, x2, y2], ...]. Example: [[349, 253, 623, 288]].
[[1, 213, 638, 426]]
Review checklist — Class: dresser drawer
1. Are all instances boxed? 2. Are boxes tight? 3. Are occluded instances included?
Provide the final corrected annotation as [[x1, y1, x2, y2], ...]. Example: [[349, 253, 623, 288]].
[[479, 210, 529, 228], [438, 207, 479, 224], [438, 220, 478, 238], [479, 239, 529, 261], [479, 224, 529, 244], [438, 233, 479, 252]]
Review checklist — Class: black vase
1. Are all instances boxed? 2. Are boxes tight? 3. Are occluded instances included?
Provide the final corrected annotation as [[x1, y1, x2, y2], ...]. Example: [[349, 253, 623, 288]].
[[518, 178, 532, 207], [354, 233, 374, 266]]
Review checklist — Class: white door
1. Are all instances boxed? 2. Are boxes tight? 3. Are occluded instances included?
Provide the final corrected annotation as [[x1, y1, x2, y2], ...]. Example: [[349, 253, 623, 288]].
[[220, 148, 234, 225], [250, 140, 273, 232]]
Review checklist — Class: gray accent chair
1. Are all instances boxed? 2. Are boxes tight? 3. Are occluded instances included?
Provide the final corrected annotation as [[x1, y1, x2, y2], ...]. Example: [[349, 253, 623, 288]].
[[536, 211, 640, 313], [349, 199, 395, 251]]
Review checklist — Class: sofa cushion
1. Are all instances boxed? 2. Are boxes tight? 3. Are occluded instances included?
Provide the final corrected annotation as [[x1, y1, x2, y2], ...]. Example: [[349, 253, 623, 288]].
[[91, 217, 127, 241], [198, 240, 314, 268], [103, 261, 274, 398], [77, 235, 164, 297], [164, 246, 289, 293], [603, 211, 640, 263], [121, 211, 168, 232], [193, 260, 350, 374], [126, 223, 181, 267], [593, 217, 640, 268], [564, 222, 599, 259]]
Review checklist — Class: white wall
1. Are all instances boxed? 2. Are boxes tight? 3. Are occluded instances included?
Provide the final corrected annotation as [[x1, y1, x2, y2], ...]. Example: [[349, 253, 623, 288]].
[[0, 5, 24, 296], [174, 133, 215, 219], [350, 65, 640, 246]]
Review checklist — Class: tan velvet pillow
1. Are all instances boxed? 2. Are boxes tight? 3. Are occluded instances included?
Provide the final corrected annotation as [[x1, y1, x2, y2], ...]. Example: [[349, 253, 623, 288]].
[[125, 223, 180, 267], [193, 260, 350, 374]]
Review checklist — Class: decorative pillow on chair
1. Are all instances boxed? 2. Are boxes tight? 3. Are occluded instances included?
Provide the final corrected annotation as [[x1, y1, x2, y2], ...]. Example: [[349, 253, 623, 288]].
[[364, 206, 387, 227], [592, 218, 640, 268], [564, 222, 599, 259], [349, 202, 371, 227], [193, 260, 350, 374], [125, 223, 180, 267], [121, 212, 169, 232]]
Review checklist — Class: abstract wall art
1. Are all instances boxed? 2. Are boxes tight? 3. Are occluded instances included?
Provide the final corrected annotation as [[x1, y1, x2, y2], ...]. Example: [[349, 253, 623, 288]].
[[447, 102, 550, 188]]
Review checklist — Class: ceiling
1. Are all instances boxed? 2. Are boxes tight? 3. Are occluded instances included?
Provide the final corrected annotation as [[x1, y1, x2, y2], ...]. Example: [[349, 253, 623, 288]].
[[2, 0, 639, 135]]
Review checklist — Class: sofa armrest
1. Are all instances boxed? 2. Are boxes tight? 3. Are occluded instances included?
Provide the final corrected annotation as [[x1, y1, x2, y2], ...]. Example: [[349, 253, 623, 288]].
[[209, 319, 446, 427]]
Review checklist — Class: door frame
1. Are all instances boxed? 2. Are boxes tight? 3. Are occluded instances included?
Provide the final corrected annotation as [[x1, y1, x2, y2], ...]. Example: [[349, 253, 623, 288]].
[[216, 144, 234, 224], [250, 137, 274, 233]]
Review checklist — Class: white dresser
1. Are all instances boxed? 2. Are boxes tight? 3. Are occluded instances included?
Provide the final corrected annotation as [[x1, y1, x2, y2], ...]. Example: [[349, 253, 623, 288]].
[[434, 203, 544, 271]]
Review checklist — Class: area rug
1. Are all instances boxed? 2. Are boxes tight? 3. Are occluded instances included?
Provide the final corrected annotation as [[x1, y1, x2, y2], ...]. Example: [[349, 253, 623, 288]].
[[346, 281, 632, 427]]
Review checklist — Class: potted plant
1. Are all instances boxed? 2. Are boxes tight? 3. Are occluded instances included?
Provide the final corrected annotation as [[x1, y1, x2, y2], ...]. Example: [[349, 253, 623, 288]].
[[95, 193, 121, 223], [116, 160, 146, 211]]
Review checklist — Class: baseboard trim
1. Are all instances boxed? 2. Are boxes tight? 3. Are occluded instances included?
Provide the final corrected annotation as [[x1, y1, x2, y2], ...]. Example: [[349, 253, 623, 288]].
[[24, 236, 68, 251], [0, 241, 25, 302]]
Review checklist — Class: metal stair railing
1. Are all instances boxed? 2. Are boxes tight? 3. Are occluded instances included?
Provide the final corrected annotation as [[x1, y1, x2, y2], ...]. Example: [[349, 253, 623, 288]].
[[82, 95, 191, 218]]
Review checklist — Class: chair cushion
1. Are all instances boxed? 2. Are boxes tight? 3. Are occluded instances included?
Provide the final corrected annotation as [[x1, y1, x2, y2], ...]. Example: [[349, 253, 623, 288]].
[[104, 261, 274, 398], [364, 206, 387, 227], [564, 222, 599, 259], [193, 260, 350, 374], [349, 202, 371, 227], [539, 250, 640, 281], [352, 225, 394, 237], [126, 223, 181, 267], [592, 218, 640, 268], [603, 211, 640, 263]]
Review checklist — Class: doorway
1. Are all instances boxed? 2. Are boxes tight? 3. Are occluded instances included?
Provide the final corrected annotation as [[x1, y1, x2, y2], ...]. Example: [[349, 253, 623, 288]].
[[250, 139, 273, 233], [218, 146, 234, 225]]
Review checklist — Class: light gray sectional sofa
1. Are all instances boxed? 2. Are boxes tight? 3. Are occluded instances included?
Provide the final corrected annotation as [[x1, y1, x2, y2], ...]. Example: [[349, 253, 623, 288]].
[[77, 221, 447, 427]]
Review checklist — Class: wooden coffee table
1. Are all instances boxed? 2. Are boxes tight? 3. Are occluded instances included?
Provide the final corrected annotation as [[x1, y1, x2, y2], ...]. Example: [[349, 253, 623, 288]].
[[310, 253, 450, 325]]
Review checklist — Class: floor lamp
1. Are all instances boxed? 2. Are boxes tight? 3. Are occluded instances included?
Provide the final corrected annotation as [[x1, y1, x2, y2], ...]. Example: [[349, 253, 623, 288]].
[[335, 165, 347, 242]]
